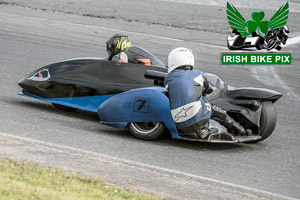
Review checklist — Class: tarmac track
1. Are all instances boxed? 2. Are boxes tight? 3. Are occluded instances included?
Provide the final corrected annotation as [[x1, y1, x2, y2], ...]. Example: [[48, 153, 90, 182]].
[[0, 1, 300, 199]]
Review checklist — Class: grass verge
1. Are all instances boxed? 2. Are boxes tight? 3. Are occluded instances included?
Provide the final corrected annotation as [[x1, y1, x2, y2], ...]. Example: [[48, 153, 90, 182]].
[[0, 159, 162, 200]]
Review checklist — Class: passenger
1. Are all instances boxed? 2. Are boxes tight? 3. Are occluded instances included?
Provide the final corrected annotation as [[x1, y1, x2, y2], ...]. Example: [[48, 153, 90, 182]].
[[106, 34, 152, 66], [164, 47, 250, 139], [106, 34, 132, 63]]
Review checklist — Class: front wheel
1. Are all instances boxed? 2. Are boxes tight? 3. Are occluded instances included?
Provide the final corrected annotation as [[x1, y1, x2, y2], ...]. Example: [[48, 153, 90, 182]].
[[251, 101, 277, 143], [128, 122, 165, 140]]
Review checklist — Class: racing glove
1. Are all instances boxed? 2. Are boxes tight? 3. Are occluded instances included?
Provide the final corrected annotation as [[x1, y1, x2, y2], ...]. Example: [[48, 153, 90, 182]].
[[202, 76, 213, 96]]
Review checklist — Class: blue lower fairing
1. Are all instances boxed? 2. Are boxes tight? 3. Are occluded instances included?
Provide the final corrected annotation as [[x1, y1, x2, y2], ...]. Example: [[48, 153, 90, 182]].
[[18, 92, 115, 112], [98, 87, 180, 138]]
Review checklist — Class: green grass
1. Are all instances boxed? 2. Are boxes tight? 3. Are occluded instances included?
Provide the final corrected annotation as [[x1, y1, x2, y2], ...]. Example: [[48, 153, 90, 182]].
[[0, 159, 162, 200]]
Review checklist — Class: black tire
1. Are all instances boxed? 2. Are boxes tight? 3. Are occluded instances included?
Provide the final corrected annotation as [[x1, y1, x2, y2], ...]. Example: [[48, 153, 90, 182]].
[[52, 103, 78, 112], [276, 45, 282, 50], [252, 101, 277, 143], [256, 37, 264, 50], [128, 122, 165, 140], [256, 44, 261, 50]]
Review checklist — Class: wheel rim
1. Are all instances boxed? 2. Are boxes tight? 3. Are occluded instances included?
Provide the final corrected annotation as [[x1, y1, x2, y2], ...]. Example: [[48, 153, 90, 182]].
[[130, 122, 160, 135]]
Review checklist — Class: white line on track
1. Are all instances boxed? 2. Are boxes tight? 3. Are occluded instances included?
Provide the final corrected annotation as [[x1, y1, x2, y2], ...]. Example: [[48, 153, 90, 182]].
[[251, 66, 300, 102], [0, 12, 227, 49], [0, 12, 183, 41], [270, 67, 300, 101], [0, 132, 298, 200]]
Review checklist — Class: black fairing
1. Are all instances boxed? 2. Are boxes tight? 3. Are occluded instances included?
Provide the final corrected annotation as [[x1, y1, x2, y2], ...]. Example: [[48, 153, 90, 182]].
[[203, 73, 282, 131], [18, 58, 167, 98], [226, 88, 282, 101]]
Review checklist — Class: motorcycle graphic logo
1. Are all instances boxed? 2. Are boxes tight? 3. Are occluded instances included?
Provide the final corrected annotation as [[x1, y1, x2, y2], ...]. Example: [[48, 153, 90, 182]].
[[227, 2, 290, 51]]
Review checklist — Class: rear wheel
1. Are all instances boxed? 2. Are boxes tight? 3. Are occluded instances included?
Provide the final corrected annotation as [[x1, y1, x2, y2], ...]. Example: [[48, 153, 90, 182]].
[[128, 122, 165, 140], [256, 43, 261, 50]]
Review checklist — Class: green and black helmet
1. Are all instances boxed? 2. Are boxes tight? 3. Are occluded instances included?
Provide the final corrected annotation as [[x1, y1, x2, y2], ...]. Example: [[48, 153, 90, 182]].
[[106, 34, 132, 60]]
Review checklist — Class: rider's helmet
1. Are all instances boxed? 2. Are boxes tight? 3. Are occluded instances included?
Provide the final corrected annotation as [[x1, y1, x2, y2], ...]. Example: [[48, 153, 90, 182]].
[[167, 47, 194, 73], [283, 25, 290, 36], [106, 34, 132, 60]]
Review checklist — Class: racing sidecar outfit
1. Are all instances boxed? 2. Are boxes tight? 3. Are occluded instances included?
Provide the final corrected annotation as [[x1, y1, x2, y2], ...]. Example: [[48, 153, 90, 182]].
[[164, 69, 212, 131]]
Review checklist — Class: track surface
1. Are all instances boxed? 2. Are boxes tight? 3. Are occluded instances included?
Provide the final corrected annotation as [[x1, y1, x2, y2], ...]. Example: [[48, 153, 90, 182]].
[[0, 1, 300, 199]]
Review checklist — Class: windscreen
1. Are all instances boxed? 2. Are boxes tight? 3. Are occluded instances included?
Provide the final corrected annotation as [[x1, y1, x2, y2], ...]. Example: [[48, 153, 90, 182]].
[[125, 46, 166, 68], [203, 73, 225, 89]]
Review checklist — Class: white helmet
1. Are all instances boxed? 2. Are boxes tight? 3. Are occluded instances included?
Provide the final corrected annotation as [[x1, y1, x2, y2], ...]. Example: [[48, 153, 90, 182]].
[[167, 47, 194, 73], [283, 25, 289, 35]]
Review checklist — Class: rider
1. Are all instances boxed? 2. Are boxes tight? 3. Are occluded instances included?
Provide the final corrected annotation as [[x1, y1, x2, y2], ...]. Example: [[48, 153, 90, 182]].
[[106, 33, 152, 66], [164, 47, 250, 139]]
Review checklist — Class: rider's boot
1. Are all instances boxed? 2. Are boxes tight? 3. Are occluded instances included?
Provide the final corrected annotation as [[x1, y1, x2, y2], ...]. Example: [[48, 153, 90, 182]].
[[211, 105, 250, 136], [180, 119, 218, 139], [196, 127, 218, 139]]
